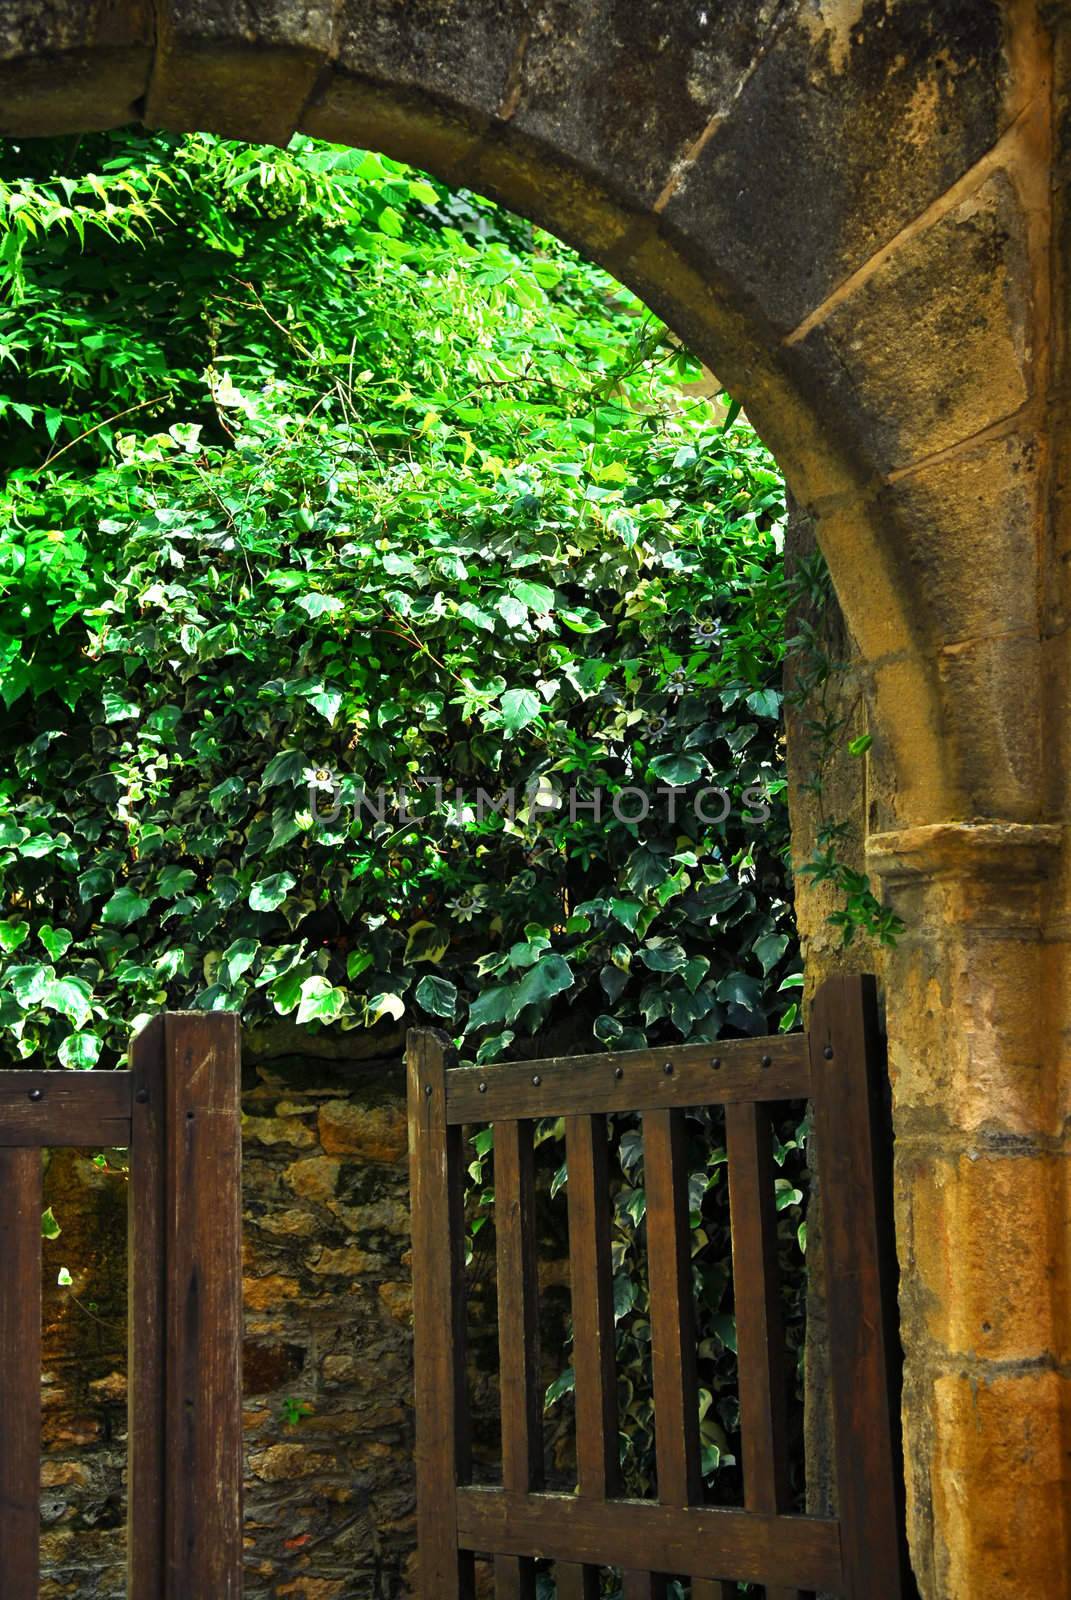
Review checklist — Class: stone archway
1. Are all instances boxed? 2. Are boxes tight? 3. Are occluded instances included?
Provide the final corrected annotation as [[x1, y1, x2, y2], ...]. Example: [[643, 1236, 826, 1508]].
[[2, 4, 1068, 1595]]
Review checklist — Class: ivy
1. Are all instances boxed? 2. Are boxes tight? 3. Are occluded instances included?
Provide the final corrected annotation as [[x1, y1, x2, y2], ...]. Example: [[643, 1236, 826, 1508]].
[[0, 128, 800, 1072]]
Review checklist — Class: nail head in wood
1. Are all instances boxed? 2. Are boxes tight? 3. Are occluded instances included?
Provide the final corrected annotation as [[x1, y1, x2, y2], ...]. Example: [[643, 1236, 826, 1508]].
[[424, 1083, 433, 1098], [823, 1044, 834, 1059], [711, 1056, 721, 1070], [614, 1066, 624, 1079], [532, 1074, 542, 1086], [761, 1054, 772, 1068], [28, 1087, 43, 1102], [663, 1061, 674, 1075], [479, 1081, 487, 1093], [135, 1087, 149, 1104]]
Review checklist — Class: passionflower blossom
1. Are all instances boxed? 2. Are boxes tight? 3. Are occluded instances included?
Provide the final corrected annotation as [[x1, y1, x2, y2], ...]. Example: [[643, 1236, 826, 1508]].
[[448, 887, 488, 922], [691, 617, 723, 649]]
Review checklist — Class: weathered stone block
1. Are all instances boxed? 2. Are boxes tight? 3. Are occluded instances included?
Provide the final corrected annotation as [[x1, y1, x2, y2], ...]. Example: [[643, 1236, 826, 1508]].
[[663, 0, 1006, 332], [318, 1098, 407, 1163], [901, 1149, 1058, 1361], [881, 430, 1041, 647], [931, 1370, 1071, 1597], [789, 169, 1032, 474], [505, 0, 784, 212]]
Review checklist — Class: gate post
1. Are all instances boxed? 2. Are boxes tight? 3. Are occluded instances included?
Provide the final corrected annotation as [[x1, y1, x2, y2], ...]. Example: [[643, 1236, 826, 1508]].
[[129, 1011, 244, 1598], [809, 975, 912, 1598]]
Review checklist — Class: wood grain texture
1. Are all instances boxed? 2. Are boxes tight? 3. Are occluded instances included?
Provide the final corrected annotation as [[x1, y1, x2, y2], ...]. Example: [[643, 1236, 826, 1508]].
[[564, 1114, 619, 1501], [163, 1011, 244, 1599], [810, 975, 909, 1599], [128, 1016, 166, 1598], [644, 1109, 701, 1508], [454, 1488, 843, 1592], [0, 1069, 131, 1146], [622, 1574, 669, 1599], [494, 1118, 542, 1599], [0, 1146, 41, 1599], [554, 1563, 600, 1600], [725, 1101, 801, 1600], [408, 1028, 475, 1600], [447, 1036, 808, 1123]]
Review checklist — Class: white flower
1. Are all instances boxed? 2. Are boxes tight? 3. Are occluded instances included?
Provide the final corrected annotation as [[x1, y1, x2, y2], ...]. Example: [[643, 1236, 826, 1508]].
[[691, 618, 724, 650], [448, 887, 487, 922], [665, 668, 689, 698]]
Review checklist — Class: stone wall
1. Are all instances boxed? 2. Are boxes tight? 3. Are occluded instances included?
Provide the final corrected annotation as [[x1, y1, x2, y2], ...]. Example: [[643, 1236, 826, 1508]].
[[38, 1047, 416, 1600]]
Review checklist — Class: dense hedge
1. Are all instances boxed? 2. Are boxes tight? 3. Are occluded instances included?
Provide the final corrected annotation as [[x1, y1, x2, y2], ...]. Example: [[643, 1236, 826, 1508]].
[[0, 131, 799, 1072]]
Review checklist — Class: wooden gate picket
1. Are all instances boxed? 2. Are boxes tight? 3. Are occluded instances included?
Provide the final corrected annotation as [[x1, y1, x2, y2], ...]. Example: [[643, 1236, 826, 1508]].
[[0, 1011, 244, 1599], [407, 973, 910, 1598]]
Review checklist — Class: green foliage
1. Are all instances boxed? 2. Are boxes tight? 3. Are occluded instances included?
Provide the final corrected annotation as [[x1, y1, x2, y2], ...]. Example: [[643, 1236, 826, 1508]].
[[0, 128, 798, 1073], [784, 550, 903, 948]]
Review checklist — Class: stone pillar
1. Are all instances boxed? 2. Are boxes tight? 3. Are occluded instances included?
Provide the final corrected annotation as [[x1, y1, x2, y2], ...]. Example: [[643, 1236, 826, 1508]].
[[867, 823, 1071, 1599]]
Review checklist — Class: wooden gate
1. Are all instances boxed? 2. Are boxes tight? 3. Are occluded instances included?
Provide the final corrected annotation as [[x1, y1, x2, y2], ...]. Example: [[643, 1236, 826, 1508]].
[[0, 1013, 244, 1599], [407, 973, 910, 1598]]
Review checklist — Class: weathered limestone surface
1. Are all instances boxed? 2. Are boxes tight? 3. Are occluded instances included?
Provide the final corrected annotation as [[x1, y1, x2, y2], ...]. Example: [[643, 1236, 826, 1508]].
[[1, 3, 1069, 1594]]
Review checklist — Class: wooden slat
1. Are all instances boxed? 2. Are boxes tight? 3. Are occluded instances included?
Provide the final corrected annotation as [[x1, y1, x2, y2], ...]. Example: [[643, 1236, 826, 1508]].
[[447, 1037, 808, 1123], [454, 1488, 843, 1593], [564, 1115, 618, 1600], [810, 975, 909, 1598], [0, 1069, 132, 1146], [691, 1582, 732, 1599], [495, 1119, 542, 1600], [725, 1101, 800, 1600], [555, 1563, 600, 1599], [644, 1109, 701, 1508], [0, 1147, 42, 1599], [128, 1017, 166, 1597], [163, 1012, 244, 1599], [493, 1554, 536, 1599], [622, 1574, 669, 1599], [408, 1028, 475, 1600], [565, 1114, 619, 1500]]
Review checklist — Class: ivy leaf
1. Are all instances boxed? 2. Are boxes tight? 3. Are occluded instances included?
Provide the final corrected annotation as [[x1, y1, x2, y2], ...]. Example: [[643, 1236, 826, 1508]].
[[262, 750, 306, 789], [295, 975, 347, 1025], [496, 595, 527, 628], [405, 921, 450, 963], [544, 1367, 575, 1409], [365, 991, 406, 1024], [157, 866, 196, 899], [102, 887, 151, 928], [500, 688, 541, 735], [221, 937, 259, 986], [39, 925, 73, 962], [466, 985, 513, 1033], [41, 1207, 61, 1241], [0, 917, 30, 953], [746, 688, 782, 719], [415, 974, 457, 1019], [649, 753, 705, 787], [7, 963, 52, 1008], [507, 953, 574, 1019], [102, 691, 139, 722], [296, 592, 343, 618], [308, 685, 343, 723], [510, 580, 554, 612], [249, 872, 296, 912], [59, 1031, 102, 1069], [41, 976, 93, 1029], [638, 939, 687, 973], [753, 932, 789, 975]]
